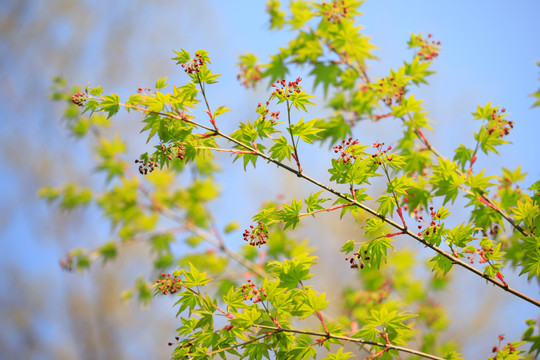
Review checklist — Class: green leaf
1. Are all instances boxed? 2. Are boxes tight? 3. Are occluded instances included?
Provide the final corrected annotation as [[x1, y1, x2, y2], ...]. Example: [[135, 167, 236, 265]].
[[315, 115, 352, 145], [155, 76, 168, 89], [175, 291, 201, 318], [340, 240, 355, 254], [177, 82, 198, 102], [88, 85, 103, 95], [100, 93, 120, 118], [197, 65, 221, 84], [310, 62, 341, 96], [304, 190, 330, 214], [453, 144, 473, 170], [519, 251, 540, 280], [262, 52, 289, 82], [290, 91, 316, 112], [363, 218, 387, 237], [465, 169, 496, 195], [289, 118, 322, 143], [513, 198, 539, 227], [214, 105, 230, 118], [430, 158, 465, 204], [288, 0, 314, 29], [172, 48, 191, 64], [472, 101, 495, 120], [324, 348, 355, 360], [270, 135, 294, 162], [447, 223, 476, 248], [183, 263, 211, 287], [376, 194, 395, 216], [404, 56, 434, 85], [430, 253, 453, 276], [267, 0, 286, 29], [277, 198, 302, 230], [268, 254, 317, 290], [304, 288, 328, 313], [391, 94, 423, 118], [99, 241, 117, 263], [224, 221, 240, 234]]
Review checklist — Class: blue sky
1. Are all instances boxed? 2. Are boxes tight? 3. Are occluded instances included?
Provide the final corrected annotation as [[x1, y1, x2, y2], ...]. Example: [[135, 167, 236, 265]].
[[1, 0, 539, 358]]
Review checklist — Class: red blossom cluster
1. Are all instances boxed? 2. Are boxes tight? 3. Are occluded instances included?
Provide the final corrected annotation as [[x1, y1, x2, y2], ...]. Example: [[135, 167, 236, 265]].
[[491, 334, 517, 359], [156, 272, 182, 295], [181, 53, 205, 74], [71, 91, 86, 106], [371, 142, 393, 165], [135, 157, 157, 175], [416, 33, 441, 61], [333, 137, 360, 163], [487, 107, 513, 138], [241, 279, 267, 303], [415, 206, 441, 237], [321, 0, 348, 24], [464, 245, 494, 264], [168, 337, 194, 359], [377, 77, 405, 106], [237, 64, 262, 88], [136, 87, 153, 94], [176, 143, 186, 160], [257, 101, 280, 124], [243, 221, 269, 246], [402, 189, 422, 213], [345, 249, 371, 270], [271, 77, 303, 97]]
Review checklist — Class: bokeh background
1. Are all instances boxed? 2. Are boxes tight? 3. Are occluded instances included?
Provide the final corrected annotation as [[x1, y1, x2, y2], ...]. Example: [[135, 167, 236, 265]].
[[1, 1, 539, 359]]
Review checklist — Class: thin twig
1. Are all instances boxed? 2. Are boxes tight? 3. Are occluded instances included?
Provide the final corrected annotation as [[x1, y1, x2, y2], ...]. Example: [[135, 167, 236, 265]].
[[106, 101, 540, 308], [254, 325, 448, 360]]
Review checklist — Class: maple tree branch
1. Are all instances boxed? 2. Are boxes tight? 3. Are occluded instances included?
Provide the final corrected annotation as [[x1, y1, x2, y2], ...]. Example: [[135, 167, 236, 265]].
[[410, 118, 531, 238], [113, 102, 540, 308], [253, 325, 447, 360]]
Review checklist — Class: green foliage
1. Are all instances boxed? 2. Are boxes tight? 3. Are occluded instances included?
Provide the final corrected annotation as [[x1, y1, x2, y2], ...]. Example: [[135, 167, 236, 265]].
[[43, 1, 540, 359]]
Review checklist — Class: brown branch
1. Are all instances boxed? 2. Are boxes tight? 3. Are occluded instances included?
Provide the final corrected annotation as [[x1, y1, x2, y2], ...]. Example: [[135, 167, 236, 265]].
[[253, 325, 448, 360], [112, 102, 540, 308]]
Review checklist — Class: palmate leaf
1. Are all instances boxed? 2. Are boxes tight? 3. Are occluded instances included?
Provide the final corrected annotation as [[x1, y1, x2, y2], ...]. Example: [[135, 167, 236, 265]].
[[404, 56, 434, 85], [340, 240, 355, 254], [288, 0, 315, 29], [315, 115, 352, 145], [453, 144, 474, 170], [310, 62, 341, 96], [304, 190, 330, 214], [267, 254, 317, 290], [172, 48, 191, 64], [447, 223, 476, 248], [99, 93, 120, 118], [376, 194, 395, 216], [270, 135, 294, 161], [290, 118, 322, 143], [289, 31, 323, 63], [262, 52, 289, 83], [430, 158, 465, 204], [290, 91, 316, 112], [277, 198, 302, 230], [155, 76, 168, 89], [430, 253, 453, 276]]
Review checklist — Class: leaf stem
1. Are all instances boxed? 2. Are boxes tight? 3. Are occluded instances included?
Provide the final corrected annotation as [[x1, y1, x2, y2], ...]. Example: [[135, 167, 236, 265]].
[[297, 202, 353, 218], [286, 100, 302, 173]]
